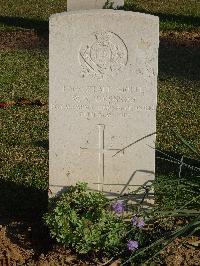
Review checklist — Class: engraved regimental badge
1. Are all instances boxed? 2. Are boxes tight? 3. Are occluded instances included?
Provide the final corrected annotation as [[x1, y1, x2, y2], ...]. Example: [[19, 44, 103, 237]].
[[79, 31, 128, 79]]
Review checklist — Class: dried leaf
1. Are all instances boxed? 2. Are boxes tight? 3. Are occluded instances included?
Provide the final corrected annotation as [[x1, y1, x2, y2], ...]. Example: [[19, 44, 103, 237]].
[[0, 98, 46, 109], [0, 101, 15, 108]]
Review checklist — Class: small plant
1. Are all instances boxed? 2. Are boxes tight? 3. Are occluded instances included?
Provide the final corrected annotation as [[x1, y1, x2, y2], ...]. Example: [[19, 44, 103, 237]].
[[44, 133, 200, 264], [44, 183, 146, 259], [103, 0, 114, 9]]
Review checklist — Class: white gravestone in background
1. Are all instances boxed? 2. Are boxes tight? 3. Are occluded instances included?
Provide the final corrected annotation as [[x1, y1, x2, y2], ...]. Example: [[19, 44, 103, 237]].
[[49, 10, 159, 198], [67, 0, 124, 11]]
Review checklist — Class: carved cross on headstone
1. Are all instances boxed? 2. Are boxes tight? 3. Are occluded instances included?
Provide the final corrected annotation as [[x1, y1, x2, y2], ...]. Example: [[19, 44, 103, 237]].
[[80, 124, 124, 191], [49, 10, 159, 197]]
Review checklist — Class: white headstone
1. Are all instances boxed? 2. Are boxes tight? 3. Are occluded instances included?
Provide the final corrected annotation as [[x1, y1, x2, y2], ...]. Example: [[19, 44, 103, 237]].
[[67, 0, 124, 11], [49, 10, 159, 198]]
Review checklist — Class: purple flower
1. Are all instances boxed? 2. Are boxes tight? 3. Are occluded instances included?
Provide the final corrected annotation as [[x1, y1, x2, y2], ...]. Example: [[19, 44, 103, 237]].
[[137, 218, 145, 228], [131, 215, 138, 226], [112, 200, 124, 214], [127, 240, 139, 251], [131, 215, 145, 228]]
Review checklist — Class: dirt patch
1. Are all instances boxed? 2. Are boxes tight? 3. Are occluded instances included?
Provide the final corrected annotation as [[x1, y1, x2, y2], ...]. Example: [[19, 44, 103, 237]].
[[0, 30, 48, 51], [0, 30, 200, 51], [0, 226, 33, 265], [36, 248, 91, 266], [0, 221, 199, 266], [161, 237, 200, 266], [0, 221, 93, 265], [160, 31, 200, 48]]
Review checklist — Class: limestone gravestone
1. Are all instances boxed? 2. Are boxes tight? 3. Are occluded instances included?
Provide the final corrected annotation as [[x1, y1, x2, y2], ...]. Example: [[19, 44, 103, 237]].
[[49, 10, 159, 197], [67, 0, 124, 11]]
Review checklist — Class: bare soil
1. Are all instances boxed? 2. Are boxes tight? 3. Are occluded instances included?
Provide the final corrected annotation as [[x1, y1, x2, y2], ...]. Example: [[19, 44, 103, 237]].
[[0, 30, 200, 51], [160, 30, 200, 48], [0, 221, 92, 266], [0, 225, 32, 266], [0, 30, 48, 51], [163, 237, 200, 266], [0, 220, 199, 266]]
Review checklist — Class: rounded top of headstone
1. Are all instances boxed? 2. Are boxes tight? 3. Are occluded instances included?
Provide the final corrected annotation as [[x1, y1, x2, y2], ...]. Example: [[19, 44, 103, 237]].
[[50, 10, 159, 23]]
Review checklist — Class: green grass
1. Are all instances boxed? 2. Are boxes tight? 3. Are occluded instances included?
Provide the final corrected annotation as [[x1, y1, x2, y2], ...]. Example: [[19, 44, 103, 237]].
[[0, 1, 199, 219], [126, 0, 200, 17], [0, 0, 200, 31], [0, 50, 48, 217], [0, 50, 48, 188], [0, 105, 48, 187], [157, 78, 200, 156], [157, 41, 200, 156], [125, 0, 200, 31], [155, 175, 200, 211], [0, 50, 48, 101], [0, 0, 67, 31], [0, 104, 48, 217], [1, 0, 67, 20]]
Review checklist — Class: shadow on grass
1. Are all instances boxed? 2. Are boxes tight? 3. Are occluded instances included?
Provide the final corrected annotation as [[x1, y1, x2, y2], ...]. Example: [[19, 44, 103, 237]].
[[124, 3, 200, 28], [124, 2, 200, 82], [0, 177, 48, 221], [0, 16, 48, 33], [156, 149, 200, 179], [159, 43, 200, 81], [34, 139, 49, 151], [0, 177, 52, 256], [157, 13, 200, 28], [0, 145, 199, 218], [1, 6, 200, 31]]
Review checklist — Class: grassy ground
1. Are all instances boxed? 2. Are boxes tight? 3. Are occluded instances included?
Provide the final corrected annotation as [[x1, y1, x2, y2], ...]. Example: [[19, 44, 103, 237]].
[[0, 50, 48, 101], [125, 0, 200, 31], [0, 0, 67, 31], [1, 0, 200, 31], [0, 0, 199, 215], [1, 0, 67, 19], [127, 0, 200, 16], [0, 50, 48, 216], [0, 1, 199, 264]]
